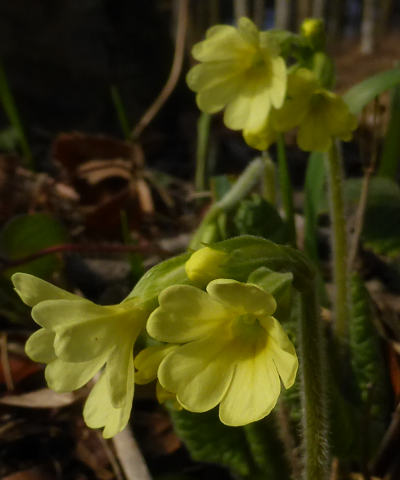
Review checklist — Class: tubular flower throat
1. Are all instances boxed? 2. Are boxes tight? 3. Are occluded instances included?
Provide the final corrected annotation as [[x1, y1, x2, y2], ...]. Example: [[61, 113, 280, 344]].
[[147, 279, 298, 426], [12, 273, 150, 438], [186, 17, 287, 133]]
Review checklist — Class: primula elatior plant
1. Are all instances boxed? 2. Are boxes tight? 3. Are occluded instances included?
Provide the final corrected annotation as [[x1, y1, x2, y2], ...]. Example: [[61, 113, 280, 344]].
[[11, 12, 400, 480]]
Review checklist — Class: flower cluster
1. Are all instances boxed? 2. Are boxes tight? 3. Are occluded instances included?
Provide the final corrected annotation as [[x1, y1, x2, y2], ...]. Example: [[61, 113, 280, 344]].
[[13, 237, 302, 437], [187, 17, 358, 153]]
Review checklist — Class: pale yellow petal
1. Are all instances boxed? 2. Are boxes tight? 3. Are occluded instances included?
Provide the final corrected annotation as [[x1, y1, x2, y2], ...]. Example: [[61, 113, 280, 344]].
[[269, 57, 287, 109], [223, 81, 271, 131], [53, 316, 117, 362], [25, 328, 56, 363], [45, 354, 106, 392], [158, 333, 235, 412], [260, 316, 298, 388], [83, 369, 134, 438], [106, 338, 135, 408], [186, 62, 243, 93], [147, 285, 228, 343], [297, 112, 332, 152], [12, 273, 78, 307], [243, 120, 277, 150], [207, 279, 276, 315], [134, 345, 178, 385], [196, 75, 243, 113], [32, 298, 111, 330], [237, 17, 259, 46], [192, 25, 251, 62], [219, 338, 281, 426]]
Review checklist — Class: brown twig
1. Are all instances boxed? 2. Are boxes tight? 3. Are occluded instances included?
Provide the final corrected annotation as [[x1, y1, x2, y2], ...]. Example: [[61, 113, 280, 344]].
[[0, 333, 14, 391], [131, 0, 189, 140], [0, 242, 170, 272], [348, 98, 381, 270]]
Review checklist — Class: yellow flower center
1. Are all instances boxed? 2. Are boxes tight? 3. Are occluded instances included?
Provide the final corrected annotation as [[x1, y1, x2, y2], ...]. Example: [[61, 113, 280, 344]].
[[232, 312, 264, 340]]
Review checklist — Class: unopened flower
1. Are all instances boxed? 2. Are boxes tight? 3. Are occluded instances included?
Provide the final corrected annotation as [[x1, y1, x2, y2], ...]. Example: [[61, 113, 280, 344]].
[[147, 279, 298, 426], [13, 273, 150, 438], [187, 17, 287, 133]]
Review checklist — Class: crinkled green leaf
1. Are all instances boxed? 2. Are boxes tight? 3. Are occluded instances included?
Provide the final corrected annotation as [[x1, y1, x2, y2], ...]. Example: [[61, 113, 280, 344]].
[[233, 194, 288, 244], [169, 408, 254, 478], [349, 273, 392, 455], [243, 417, 290, 479]]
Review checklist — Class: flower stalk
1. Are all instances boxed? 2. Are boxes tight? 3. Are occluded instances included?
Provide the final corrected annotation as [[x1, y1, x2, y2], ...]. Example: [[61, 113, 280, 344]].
[[299, 287, 328, 480], [277, 134, 296, 246], [326, 142, 350, 342]]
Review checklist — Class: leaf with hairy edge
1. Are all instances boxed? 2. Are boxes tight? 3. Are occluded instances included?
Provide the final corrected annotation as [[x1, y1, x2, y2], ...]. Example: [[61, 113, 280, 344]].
[[244, 417, 291, 480], [349, 273, 392, 456], [169, 408, 254, 478]]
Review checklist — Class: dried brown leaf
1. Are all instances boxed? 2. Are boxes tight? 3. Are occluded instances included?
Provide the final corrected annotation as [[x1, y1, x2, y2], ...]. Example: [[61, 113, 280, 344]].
[[0, 388, 79, 408]]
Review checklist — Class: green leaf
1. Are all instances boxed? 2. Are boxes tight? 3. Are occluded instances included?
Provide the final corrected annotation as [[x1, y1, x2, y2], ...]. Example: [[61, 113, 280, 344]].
[[169, 408, 254, 478], [233, 194, 288, 244], [343, 67, 400, 114], [0, 214, 68, 279], [345, 177, 400, 256], [349, 273, 392, 456], [130, 252, 190, 301], [243, 417, 291, 479], [378, 83, 400, 178]]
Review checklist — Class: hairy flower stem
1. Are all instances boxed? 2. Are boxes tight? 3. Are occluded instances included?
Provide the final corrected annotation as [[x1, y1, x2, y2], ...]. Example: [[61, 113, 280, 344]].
[[299, 287, 328, 480], [277, 134, 296, 246], [326, 142, 350, 342], [190, 157, 265, 249], [195, 112, 212, 192]]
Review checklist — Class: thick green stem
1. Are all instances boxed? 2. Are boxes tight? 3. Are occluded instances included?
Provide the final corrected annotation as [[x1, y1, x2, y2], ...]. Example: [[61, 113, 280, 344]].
[[299, 288, 329, 480], [326, 142, 350, 341], [277, 134, 296, 246]]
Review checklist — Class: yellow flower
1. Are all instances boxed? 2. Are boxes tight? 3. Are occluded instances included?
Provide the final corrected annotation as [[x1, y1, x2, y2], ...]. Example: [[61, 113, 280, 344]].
[[12, 273, 149, 438], [187, 17, 287, 132], [134, 344, 181, 409], [147, 279, 298, 426], [245, 68, 358, 152]]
